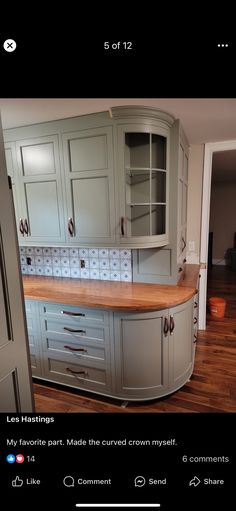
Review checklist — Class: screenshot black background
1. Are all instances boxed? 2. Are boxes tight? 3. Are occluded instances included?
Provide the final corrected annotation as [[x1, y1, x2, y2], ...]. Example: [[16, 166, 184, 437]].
[[0, 14, 235, 509]]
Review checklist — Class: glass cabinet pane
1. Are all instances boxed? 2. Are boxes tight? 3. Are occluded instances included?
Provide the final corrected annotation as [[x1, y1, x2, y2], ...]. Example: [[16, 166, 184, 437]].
[[151, 171, 166, 203], [126, 170, 150, 204], [151, 205, 166, 235], [126, 205, 150, 236], [125, 133, 150, 168], [152, 134, 166, 169]]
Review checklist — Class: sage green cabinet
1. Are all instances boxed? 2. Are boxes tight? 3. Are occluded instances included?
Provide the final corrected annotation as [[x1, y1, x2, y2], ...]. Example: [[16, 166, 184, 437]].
[[25, 300, 42, 377], [114, 298, 194, 400], [4, 142, 22, 236], [112, 107, 174, 248], [15, 136, 66, 244], [62, 126, 116, 244]]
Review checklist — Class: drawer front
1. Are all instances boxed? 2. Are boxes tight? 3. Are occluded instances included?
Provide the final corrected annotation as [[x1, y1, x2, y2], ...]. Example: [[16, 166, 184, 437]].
[[42, 335, 106, 362], [42, 356, 111, 391], [40, 318, 107, 344], [39, 302, 109, 325]]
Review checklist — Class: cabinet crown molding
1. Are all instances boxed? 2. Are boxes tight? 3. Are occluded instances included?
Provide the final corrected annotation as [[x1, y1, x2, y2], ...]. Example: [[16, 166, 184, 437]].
[[111, 106, 175, 126]]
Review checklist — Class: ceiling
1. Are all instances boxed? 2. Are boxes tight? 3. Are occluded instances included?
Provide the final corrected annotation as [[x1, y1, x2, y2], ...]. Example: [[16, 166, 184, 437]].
[[1, 98, 236, 145]]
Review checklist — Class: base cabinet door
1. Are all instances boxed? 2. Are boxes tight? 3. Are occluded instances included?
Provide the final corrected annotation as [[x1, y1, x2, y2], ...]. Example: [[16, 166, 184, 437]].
[[25, 300, 42, 377], [114, 310, 169, 399], [168, 299, 193, 389]]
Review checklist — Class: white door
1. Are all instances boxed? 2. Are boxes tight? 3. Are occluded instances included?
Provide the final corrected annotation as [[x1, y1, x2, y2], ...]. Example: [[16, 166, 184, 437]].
[[0, 114, 34, 412]]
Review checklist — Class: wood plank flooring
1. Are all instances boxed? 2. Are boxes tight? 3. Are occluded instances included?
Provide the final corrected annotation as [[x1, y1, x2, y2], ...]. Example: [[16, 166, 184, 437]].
[[34, 266, 236, 413]]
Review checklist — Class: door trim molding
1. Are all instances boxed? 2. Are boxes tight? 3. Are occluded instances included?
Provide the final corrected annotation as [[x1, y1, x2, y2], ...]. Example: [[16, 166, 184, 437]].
[[199, 139, 236, 329]]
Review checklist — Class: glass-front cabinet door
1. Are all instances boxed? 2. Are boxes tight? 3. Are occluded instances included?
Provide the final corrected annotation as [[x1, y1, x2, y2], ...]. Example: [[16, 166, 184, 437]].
[[117, 125, 169, 247]]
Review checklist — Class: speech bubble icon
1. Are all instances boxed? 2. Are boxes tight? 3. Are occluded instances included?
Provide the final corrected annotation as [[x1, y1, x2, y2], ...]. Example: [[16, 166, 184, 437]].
[[63, 476, 75, 487], [134, 476, 146, 487]]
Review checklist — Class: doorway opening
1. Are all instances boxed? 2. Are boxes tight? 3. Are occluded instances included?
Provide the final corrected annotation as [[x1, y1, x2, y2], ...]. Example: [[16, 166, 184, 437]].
[[199, 141, 236, 330]]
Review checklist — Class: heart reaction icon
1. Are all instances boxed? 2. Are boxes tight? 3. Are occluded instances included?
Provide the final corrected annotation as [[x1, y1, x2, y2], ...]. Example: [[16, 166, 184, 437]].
[[16, 454, 25, 464]]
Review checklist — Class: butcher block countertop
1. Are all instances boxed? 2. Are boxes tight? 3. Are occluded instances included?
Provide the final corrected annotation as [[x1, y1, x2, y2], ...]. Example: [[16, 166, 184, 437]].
[[22, 264, 199, 312]]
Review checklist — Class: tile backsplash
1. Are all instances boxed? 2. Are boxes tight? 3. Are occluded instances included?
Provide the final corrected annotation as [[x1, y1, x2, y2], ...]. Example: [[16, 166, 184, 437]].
[[20, 247, 132, 282]]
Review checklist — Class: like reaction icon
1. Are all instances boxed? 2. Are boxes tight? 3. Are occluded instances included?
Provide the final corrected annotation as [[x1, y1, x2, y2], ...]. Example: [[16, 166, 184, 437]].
[[12, 476, 24, 487]]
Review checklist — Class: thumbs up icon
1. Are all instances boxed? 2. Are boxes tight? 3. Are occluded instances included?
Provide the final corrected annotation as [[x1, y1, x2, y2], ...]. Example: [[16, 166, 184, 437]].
[[12, 476, 24, 487]]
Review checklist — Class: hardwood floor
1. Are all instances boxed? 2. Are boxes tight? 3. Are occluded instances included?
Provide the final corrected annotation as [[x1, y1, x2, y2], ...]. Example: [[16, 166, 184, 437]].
[[34, 266, 236, 413]]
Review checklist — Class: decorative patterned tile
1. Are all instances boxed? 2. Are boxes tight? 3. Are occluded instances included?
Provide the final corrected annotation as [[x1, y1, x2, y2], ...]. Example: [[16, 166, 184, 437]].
[[121, 259, 131, 270], [69, 248, 79, 257], [27, 266, 36, 275], [34, 247, 43, 255], [21, 245, 133, 283], [43, 248, 51, 255], [26, 247, 35, 255], [89, 269, 99, 279], [100, 270, 111, 280], [120, 249, 131, 259], [70, 268, 81, 278], [51, 248, 60, 256], [89, 258, 99, 269], [61, 267, 71, 277], [44, 266, 53, 276], [69, 257, 80, 267], [121, 271, 132, 282], [43, 256, 52, 266], [89, 248, 98, 258], [52, 257, 60, 267], [110, 259, 120, 270], [99, 259, 110, 269], [80, 268, 89, 279], [53, 267, 62, 277], [110, 271, 121, 281], [36, 266, 44, 275], [35, 256, 44, 266], [79, 248, 89, 257], [109, 248, 120, 259], [98, 248, 109, 258], [60, 248, 69, 256], [60, 257, 70, 267]]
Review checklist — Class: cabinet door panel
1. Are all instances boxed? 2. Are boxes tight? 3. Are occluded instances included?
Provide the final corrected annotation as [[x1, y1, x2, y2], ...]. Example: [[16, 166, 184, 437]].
[[115, 311, 169, 398], [169, 300, 193, 388], [72, 176, 110, 238], [63, 127, 115, 244], [21, 142, 56, 176], [0, 370, 20, 412], [69, 135, 107, 171], [24, 181, 61, 238]]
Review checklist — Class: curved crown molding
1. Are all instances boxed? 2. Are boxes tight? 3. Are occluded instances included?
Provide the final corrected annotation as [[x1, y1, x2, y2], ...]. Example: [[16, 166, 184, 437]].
[[110, 106, 175, 126]]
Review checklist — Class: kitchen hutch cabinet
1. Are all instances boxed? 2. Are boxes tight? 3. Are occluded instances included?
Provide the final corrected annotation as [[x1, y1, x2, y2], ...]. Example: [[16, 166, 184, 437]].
[[25, 296, 195, 401], [3, 106, 188, 251]]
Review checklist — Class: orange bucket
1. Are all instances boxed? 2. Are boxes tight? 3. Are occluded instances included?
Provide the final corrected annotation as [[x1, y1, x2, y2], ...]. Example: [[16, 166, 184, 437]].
[[208, 297, 226, 318]]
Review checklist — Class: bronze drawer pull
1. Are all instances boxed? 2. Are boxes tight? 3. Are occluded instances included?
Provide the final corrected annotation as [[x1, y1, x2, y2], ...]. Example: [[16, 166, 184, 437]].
[[193, 317, 198, 324], [68, 217, 74, 236], [121, 216, 125, 236], [61, 310, 85, 317], [163, 316, 169, 336], [66, 367, 88, 376], [19, 218, 25, 235], [194, 302, 198, 308], [193, 334, 197, 343], [24, 218, 29, 235], [64, 345, 87, 352], [64, 327, 86, 334], [170, 315, 175, 334]]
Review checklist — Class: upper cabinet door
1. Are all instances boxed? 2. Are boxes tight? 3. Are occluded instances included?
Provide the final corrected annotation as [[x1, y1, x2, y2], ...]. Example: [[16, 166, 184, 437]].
[[117, 124, 169, 248], [62, 127, 115, 245], [15, 135, 66, 244], [4, 142, 23, 241]]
